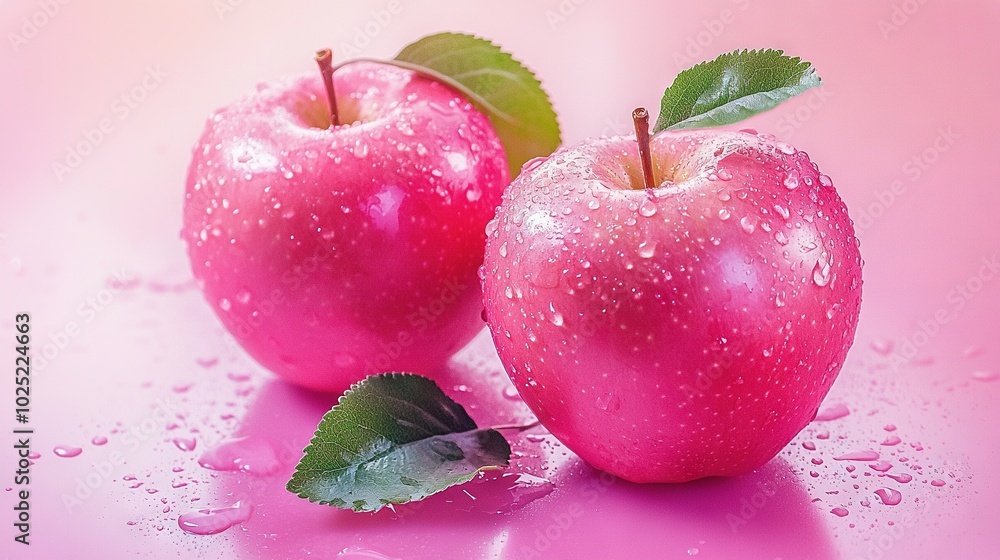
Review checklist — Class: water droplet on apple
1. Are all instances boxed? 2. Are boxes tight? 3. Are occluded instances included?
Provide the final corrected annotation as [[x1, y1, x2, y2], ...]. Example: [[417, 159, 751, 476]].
[[466, 187, 482, 202], [352, 142, 369, 158], [638, 241, 656, 259], [740, 216, 757, 234], [762, 348, 773, 357], [812, 260, 832, 287], [784, 171, 800, 190], [775, 231, 789, 245], [596, 392, 621, 412], [777, 142, 796, 155], [819, 174, 834, 188], [520, 156, 547, 175], [551, 312, 564, 327], [499, 242, 508, 258], [639, 200, 657, 217], [173, 437, 197, 452], [718, 208, 731, 220], [219, 298, 232, 311], [504, 286, 514, 299], [588, 199, 600, 210]]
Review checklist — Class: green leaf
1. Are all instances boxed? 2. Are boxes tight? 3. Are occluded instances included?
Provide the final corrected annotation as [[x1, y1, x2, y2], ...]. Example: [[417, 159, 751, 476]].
[[393, 32, 561, 179], [286, 373, 511, 512], [653, 49, 821, 133]]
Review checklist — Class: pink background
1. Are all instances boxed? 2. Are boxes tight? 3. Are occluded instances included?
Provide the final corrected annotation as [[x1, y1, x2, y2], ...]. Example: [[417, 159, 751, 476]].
[[2, 1, 999, 558]]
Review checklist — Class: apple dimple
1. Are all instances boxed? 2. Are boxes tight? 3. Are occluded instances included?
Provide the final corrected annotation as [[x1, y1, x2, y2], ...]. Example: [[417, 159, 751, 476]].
[[184, 61, 509, 392], [482, 128, 862, 483]]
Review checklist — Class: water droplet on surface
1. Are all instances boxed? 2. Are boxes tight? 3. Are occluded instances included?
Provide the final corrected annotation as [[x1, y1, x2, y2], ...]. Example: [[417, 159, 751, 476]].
[[551, 312, 564, 327], [596, 392, 621, 412], [971, 371, 998, 382], [218, 298, 232, 311], [870, 338, 894, 355], [198, 437, 281, 476], [718, 208, 731, 220], [830, 507, 849, 517], [881, 435, 902, 446], [874, 488, 902, 506], [53, 445, 82, 458], [834, 450, 880, 462], [930, 479, 946, 487], [886, 472, 913, 484], [819, 174, 834, 188], [884, 424, 897, 432], [740, 216, 757, 234], [91, 436, 108, 446], [869, 460, 893, 472], [803, 441, 816, 451], [177, 501, 254, 535], [173, 437, 197, 452], [814, 403, 850, 422], [502, 386, 521, 401]]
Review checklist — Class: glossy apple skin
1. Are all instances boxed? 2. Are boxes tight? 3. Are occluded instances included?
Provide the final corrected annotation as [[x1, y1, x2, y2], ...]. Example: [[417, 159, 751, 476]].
[[481, 130, 862, 482], [184, 61, 508, 392]]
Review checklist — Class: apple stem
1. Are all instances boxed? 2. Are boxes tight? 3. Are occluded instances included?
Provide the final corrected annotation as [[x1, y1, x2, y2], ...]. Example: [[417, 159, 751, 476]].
[[632, 107, 655, 190], [315, 48, 340, 127]]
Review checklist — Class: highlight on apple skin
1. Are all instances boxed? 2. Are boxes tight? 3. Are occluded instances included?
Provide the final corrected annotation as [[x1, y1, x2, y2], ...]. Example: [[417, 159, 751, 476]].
[[183, 61, 509, 392], [480, 129, 862, 483]]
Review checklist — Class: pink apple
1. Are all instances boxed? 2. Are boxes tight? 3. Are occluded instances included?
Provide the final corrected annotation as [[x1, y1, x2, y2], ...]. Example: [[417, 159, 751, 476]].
[[184, 58, 508, 392], [481, 127, 862, 482]]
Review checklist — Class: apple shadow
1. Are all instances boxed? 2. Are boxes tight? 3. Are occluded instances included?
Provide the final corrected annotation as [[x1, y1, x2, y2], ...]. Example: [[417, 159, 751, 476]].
[[500, 457, 837, 560]]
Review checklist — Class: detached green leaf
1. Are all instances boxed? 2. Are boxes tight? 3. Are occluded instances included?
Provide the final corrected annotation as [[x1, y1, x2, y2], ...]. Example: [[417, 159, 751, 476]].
[[653, 49, 821, 133], [393, 32, 561, 179], [286, 373, 511, 512]]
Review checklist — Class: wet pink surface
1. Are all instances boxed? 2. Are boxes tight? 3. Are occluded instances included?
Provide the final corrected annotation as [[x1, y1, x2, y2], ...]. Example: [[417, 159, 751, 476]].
[[2, 1, 999, 559]]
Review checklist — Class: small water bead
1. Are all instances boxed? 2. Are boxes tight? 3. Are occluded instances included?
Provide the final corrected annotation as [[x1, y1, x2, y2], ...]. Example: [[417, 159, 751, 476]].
[[218, 298, 232, 311], [177, 501, 254, 535], [881, 436, 902, 446], [784, 171, 800, 190], [886, 473, 913, 484], [971, 370, 998, 382], [173, 438, 197, 452], [639, 200, 657, 217], [874, 488, 902, 506], [812, 260, 832, 287], [830, 507, 849, 517], [834, 451, 880, 462], [91, 436, 108, 446], [716, 168, 733, 181], [638, 241, 656, 259], [53, 445, 83, 458], [718, 208, 731, 220], [588, 199, 600, 210], [819, 174, 834, 188], [814, 404, 850, 422], [740, 216, 757, 234], [884, 424, 897, 432], [930, 479, 946, 487], [802, 441, 817, 451]]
